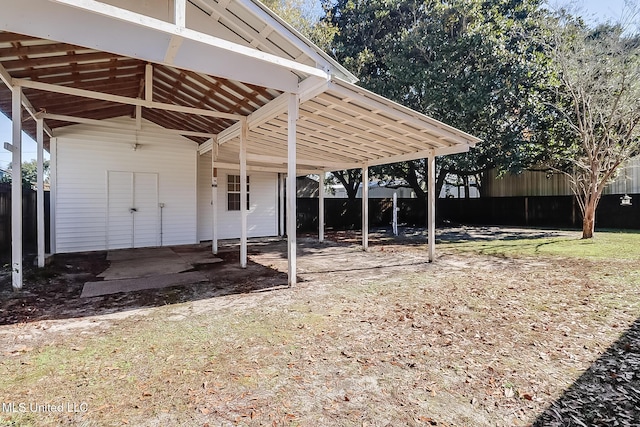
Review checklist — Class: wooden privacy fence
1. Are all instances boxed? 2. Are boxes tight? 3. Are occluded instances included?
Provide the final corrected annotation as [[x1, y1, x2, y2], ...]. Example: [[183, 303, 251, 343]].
[[0, 183, 50, 261], [297, 194, 640, 231]]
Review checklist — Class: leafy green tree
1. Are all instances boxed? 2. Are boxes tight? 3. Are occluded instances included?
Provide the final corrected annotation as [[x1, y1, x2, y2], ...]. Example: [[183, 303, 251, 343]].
[[324, 0, 558, 197], [546, 14, 640, 239], [0, 159, 50, 188]]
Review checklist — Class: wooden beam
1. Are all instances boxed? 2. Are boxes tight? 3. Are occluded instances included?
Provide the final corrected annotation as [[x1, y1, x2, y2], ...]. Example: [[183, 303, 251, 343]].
[[434, 144, 472, 156], [42, 113, 215, 138], [217, 77, 329, 145], [174, 0, 186, 27], [11, 86, 23, 290], [145, 64, 153, 102], [14, 78, 243, 120], [0, 64, 53, 136], [365, 150, 436, 168], [245, 153, 355, 170], [0, 62, 13, 88]]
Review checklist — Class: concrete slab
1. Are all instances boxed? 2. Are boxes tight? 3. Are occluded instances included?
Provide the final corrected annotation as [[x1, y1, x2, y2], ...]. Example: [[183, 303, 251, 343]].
[[99, 249, 193, 281], [81, 271, 208, 298]]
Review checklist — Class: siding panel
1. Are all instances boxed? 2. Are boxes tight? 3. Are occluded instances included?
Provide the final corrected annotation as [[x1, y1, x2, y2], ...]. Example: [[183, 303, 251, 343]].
[[53, 117, 197, 253], [197, 166, 278, 240]]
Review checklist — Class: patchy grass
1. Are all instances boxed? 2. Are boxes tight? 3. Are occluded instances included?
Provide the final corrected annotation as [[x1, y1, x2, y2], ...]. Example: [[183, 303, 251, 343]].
[[439, 229, 640, 260], [1, 229, 640, 426]]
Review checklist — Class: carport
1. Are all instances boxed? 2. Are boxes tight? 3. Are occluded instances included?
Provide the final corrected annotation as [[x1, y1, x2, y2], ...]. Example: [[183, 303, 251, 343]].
[[0, 0, 480, 291]]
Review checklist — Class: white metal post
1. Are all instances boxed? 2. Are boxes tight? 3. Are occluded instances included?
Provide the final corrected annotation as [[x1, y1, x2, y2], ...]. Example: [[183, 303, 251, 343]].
[[174, 0, 186, 27], [279, 173, 285, 236], [287, 93, 298, 286], [240, 119, 248, 268], [211, 139, 218, 254], [427, 155, 436, 262], [362, 165, 369, 251], [36, 118, 45, 267], [318, 171, 325, 242], [392, 192, 398, 236], [11, 86, 23, 290]]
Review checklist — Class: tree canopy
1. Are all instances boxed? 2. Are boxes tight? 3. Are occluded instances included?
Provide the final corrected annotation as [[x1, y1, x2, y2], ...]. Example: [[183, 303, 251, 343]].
[[0, 159, 50, 188], [324, 0, 558, 197]]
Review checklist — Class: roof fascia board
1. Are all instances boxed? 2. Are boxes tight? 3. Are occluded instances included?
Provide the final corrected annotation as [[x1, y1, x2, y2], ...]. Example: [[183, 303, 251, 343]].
[[235, 0, 358, 83], [365, 150, 436, 168], [434, 144, 472, 157], [1, 0, 328, 93]]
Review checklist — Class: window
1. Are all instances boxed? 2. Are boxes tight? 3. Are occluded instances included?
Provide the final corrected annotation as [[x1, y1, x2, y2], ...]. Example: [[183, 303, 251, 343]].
[[227, 175, 250, 211]]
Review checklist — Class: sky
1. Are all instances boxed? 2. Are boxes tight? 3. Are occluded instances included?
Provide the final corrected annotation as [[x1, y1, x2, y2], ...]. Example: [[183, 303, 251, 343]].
[[0, 0, 633, 171]]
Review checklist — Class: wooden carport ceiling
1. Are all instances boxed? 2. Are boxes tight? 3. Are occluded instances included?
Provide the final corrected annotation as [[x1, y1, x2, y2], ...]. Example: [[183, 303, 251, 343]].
[[0, 31, 280, 145], [214, 79, 481, 172]]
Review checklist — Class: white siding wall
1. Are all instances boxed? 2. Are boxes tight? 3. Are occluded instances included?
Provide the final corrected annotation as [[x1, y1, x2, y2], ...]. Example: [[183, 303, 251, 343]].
[[52, 117, 198, 253], [196, 161, 278, 240], [197, 152, 213, 241]]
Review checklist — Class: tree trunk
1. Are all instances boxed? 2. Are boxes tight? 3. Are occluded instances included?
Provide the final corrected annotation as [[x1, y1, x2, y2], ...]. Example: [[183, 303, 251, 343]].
[[582, 200, 596, 239]]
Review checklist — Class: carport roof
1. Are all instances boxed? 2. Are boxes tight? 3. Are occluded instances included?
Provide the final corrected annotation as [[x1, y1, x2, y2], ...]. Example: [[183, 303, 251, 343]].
[[0, 0, 480, 173]]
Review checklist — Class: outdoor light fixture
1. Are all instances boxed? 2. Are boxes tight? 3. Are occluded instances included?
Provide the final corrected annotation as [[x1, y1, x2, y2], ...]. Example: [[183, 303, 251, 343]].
[[132, 143, 140, 151], [620, 168, 632, 206]]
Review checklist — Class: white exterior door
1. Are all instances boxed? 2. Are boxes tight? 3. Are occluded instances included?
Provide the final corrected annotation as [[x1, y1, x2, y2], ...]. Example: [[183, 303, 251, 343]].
[[107, 171, 159, 249]]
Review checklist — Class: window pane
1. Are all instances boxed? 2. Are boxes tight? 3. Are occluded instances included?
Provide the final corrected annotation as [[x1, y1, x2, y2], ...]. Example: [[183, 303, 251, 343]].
[[228, 193, 240, 211]]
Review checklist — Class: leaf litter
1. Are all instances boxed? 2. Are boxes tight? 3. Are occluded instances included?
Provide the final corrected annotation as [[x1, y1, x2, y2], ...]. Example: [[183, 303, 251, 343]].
[[0, 227, 639, 426]]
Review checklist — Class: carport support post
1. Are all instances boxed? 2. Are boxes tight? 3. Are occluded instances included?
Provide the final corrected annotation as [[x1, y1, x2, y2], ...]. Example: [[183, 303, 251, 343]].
[[287, 93, 298, 286], [279, 173, 285, 236], [36, 117, 45, 268], [240, 119, 248, 268], [427, 154, 435, 262], [362, 165, 369, 251], [11, 86, 23, 290], [318, 171, 324, 242], [211, 138, 218, 255]]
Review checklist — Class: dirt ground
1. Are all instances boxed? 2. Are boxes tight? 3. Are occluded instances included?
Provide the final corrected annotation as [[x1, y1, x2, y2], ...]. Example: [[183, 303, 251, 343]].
[[1, 226, 639, 426]]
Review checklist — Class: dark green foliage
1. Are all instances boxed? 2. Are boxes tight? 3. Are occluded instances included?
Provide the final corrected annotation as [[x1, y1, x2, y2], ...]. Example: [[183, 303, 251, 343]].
[[324, 0, 560, 196]]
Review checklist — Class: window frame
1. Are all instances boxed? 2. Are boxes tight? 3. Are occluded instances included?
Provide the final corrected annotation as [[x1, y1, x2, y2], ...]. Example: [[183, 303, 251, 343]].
[[227, 174, 250, 211]]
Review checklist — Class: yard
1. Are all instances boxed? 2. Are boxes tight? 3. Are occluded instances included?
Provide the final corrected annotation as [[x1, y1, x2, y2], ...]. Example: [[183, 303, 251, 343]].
[[1, 227, 639, 426]]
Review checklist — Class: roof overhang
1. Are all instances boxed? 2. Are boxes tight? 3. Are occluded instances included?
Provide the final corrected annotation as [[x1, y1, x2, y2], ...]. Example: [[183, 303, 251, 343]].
[[0, 0, 480, 175], [0, 0, 328, 93], [208, 78, 481, 174]]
